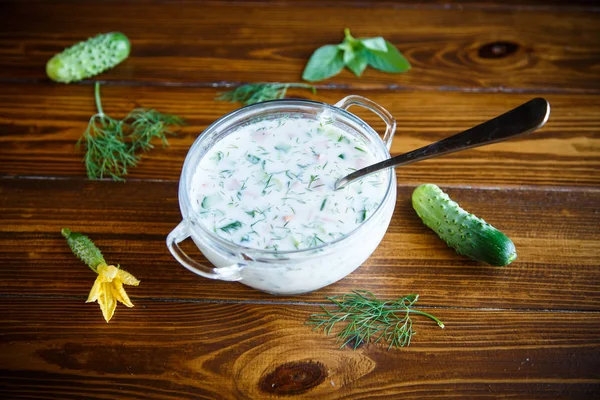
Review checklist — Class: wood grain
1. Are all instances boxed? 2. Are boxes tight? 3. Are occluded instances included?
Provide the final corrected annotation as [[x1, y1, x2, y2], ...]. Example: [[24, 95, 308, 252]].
[[0, 298, 599, 399], [1, 1, 599, 399], [290, 0, 600, 9], [230, 0, 600, 8], [1, 83, 598, 186], [1, 1, 599, 91], [1, 178, 598, 310]]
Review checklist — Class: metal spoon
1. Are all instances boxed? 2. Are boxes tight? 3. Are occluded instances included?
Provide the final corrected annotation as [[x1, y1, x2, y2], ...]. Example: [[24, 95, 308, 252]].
[[335, 97, 551, 190]]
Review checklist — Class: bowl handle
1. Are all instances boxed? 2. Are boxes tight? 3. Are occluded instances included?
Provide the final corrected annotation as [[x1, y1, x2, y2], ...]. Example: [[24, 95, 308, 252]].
[[166, 221, 244, 281], [334, 95, 396, 151]]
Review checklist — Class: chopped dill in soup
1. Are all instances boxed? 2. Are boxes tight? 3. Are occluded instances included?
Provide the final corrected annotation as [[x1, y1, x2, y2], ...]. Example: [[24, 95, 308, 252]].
[[190, 116, 388, 251]]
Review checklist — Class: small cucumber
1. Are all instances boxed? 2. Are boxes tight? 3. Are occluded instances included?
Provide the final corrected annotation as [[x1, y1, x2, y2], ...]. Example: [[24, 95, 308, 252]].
[[46, 32, 130, 83], [412, 184, 517, 266], [61, 228, 106, 270]]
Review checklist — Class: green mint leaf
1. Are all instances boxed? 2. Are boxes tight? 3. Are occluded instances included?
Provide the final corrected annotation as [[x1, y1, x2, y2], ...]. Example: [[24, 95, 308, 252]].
[[339, 34, 368, 77], [365, 40, 411, 73], [346, 49, 368, 76], [340, 42, 356, 64], [360, 37, 387, 52], [339, 29, 362, 63], [302, 45, 345, 82], [302, 29, 410, 81]]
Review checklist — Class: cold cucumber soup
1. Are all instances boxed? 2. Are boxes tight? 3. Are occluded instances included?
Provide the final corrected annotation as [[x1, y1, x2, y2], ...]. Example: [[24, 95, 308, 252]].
[[189, 115, 388, 252]]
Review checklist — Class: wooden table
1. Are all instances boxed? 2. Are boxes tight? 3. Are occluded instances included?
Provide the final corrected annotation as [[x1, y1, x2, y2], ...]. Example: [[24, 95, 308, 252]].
[[1, 1, 599, 399]]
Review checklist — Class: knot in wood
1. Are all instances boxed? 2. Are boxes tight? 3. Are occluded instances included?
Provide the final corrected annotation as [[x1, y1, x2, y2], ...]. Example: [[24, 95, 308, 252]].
[[478, 41, 520, 59], [259, 360, 327, 395]]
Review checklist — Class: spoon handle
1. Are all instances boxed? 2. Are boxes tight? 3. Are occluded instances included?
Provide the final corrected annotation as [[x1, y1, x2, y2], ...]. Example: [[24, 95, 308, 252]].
[[335, 97, 550, 189]]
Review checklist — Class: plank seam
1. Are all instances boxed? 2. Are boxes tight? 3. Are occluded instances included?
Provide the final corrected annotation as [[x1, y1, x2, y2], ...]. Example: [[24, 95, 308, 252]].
[[127, 1, 600, 13], [1, 78, 599, 95], [0, 293, 598, 313]]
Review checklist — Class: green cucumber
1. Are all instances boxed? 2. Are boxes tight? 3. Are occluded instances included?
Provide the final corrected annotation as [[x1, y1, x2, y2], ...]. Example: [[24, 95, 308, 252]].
[[46, 32, 130, 83], [201, 194, 221, 209], [61, 228, 106, 270], [412, 184, 517, 266]]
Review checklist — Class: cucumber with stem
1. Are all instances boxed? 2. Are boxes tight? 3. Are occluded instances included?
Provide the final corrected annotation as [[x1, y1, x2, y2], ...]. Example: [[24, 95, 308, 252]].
[[412, 184, 517, 266], [61, 228, 105, 272], [46, 32, 130, 83]]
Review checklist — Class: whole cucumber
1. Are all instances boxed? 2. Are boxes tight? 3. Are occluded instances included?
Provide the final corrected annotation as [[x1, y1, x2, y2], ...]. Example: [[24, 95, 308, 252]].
[[46, 32, 130, 83], [61, 228, 106, 270], [412, 184, 517, 266]]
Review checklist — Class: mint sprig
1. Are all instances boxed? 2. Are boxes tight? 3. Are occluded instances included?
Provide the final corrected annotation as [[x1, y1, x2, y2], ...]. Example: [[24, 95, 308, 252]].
[[302, 29, 411, 82]]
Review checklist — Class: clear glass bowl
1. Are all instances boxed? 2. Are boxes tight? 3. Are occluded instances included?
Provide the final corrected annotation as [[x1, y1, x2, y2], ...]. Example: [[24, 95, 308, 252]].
[[167, 95, 397, 295]]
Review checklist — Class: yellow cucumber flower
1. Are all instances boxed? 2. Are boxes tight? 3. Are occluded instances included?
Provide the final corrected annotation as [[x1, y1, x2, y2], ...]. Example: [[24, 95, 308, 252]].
[[62, 228, 140, 322], [87, 264, 140, 322]]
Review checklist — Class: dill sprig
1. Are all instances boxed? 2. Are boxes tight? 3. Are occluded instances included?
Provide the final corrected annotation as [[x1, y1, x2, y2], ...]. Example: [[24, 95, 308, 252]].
[[216, 82, 316, 106], [77, 82, 185, 181], [307, 290, 444, 350]]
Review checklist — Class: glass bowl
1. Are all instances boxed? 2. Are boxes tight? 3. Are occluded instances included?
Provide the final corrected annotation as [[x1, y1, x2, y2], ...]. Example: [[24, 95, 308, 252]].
[[167, 95, 397, 295]]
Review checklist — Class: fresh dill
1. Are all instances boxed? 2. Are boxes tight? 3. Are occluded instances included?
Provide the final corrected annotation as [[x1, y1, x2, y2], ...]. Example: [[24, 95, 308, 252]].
[[78, 82, 185, 181], [308, 234, 325, 248], [219, 221, 243, 233], [211, 151, 224, 163], [219, 170, 234, 179], [320, 198, 327, 211], [262, 173, 274, 194], [307, 174, 319, 189], [216, 82, 317, 106], [307, 290, 444, 350]]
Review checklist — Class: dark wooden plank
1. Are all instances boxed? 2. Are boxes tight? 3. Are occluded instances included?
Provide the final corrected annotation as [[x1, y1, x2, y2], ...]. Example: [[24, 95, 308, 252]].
[[1, 178, 598, 310], [318, 0, 600, 9], [245, 0, 600, 8], [1, 83, 598, 186], [0, 298, 599, 399], [0, 1, 599, 91]]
